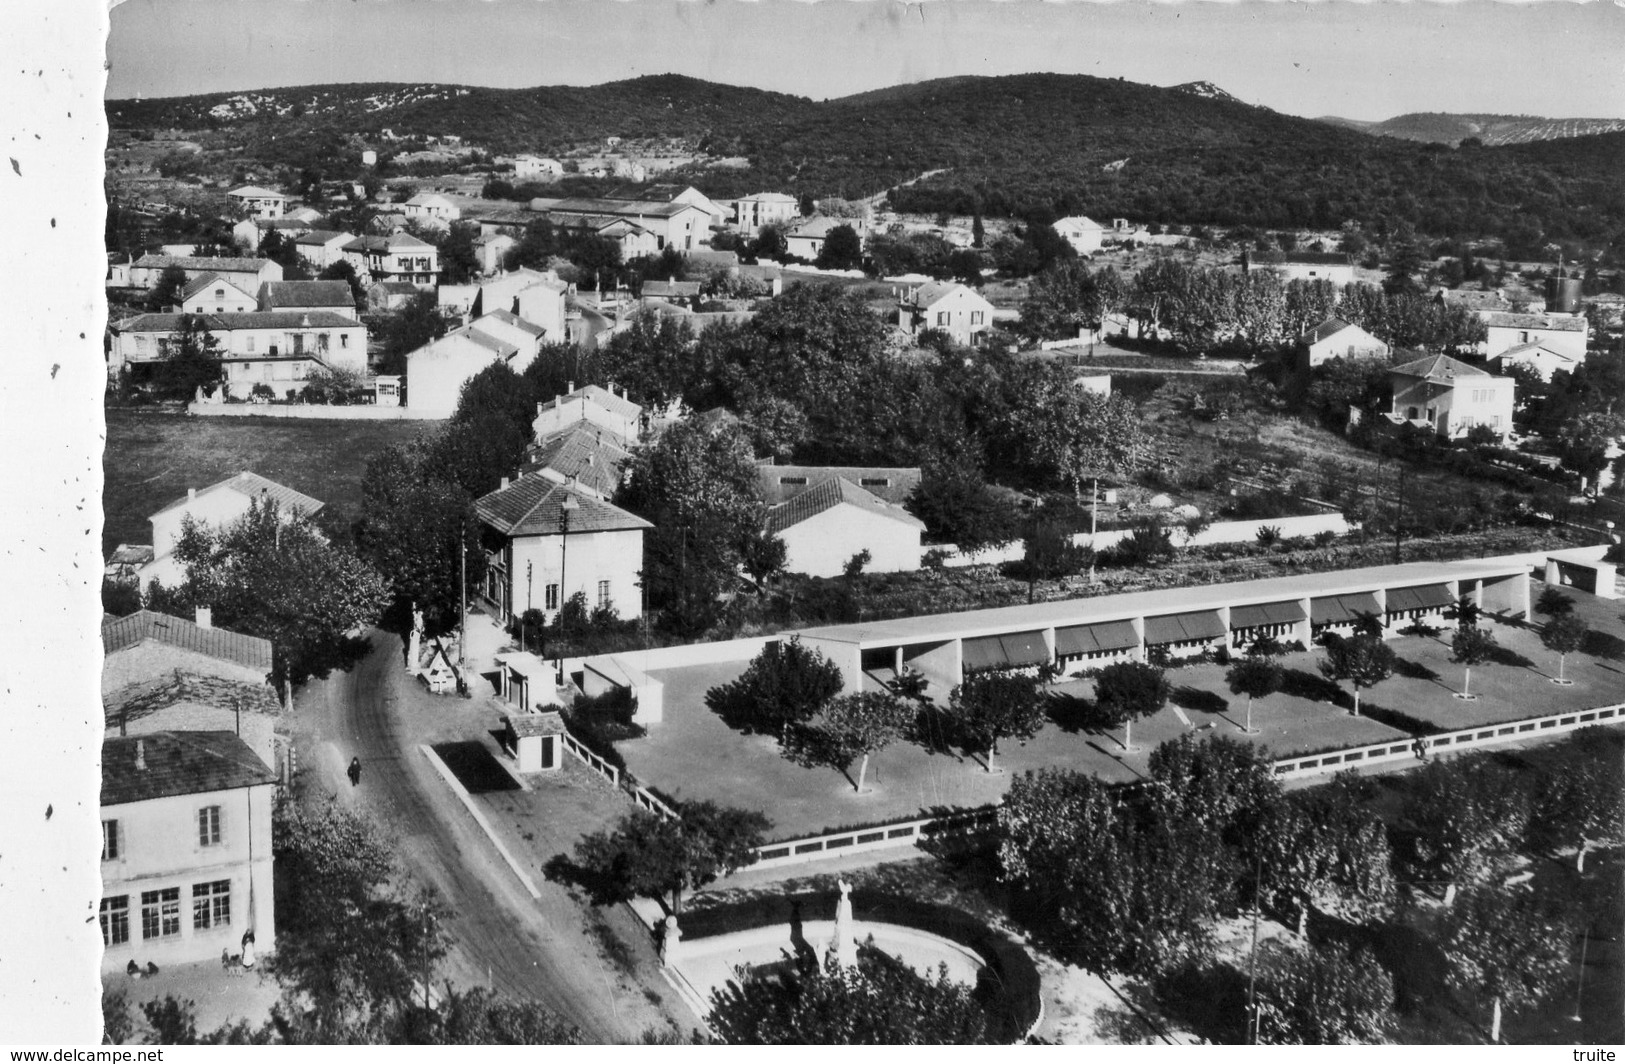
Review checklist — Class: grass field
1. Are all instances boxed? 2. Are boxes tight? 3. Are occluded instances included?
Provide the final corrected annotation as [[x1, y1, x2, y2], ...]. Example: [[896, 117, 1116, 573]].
[[103, 408, 432, 556]]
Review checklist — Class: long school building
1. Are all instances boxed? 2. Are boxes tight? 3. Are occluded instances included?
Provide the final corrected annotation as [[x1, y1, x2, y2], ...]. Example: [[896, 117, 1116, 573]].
[[792, 556, 1532, 697]]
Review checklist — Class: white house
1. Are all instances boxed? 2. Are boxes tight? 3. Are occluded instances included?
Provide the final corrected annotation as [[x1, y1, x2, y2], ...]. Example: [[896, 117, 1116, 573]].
[[130, 255, 283, 294], [257, 280, 359, 321], [530, 196, 712, 253], [1388, 353, 1516, 442], [1298, 317, 1390, 369], [341, 233, 440, 288], [99, 732, 277, 973], [514, 156, 564, 179], [108, 312, 368, 397], [133, 472, 324, 589], [524, 421, 635, 501], [785, 216, 850, 262], [1053, 216, 1105, 256], [532, 384, 643, 445], [1490, 340, 1584, 382], [225, 185, 287, 220], [405, 323, 523, 418], [897, 282, 994, 348], [231, 216, 315, 251], [176, 273, 257, 315], [1244, 250, 1356, 287], [469, 268, 570, 340], [466, 309, 547, 372], [473, 232, 518, 276], [727, 192, 799, 237], [1481, 312, 1588, 362], [403, 192, 461, 229], [292, 230, 356, 270], [474, 475, 652, 625], [766, 477, 926, 579]]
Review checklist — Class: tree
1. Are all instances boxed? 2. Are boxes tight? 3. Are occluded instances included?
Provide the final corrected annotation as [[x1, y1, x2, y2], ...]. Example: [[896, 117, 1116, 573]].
[[1020, 512, 1089, 601], [572, 800, 769, 913], [1527, 729, 1624, 870], [1011, 374, 1151, 503], [784, 691, 914, 793], [740, 530, 788, 589], [949, 669, 1047, 773], [1226, 655, 1282, 735], [1019, 260, 1124, 341], [378, 293, 448, 377], [1438, 886, 1575, 1042], [1258, 773, 1395, 933], [154, 314, 224, 399], [1450, 626, 1498, 699], [1091, 660, 1169, 753], [317, 259, 367, 310], [433, 987, 581, 1045], [1317, 632, 1395, 716], [1400, 757, 1529, 892], [751, 223, 789, 262], [815, 224, 864, 271], [1540, 613, 1587, 684], [438, 221, 481, 285], [168, 497, 389, 685], [972, 212, 985, 249], [354, 439, 483, 639], [1253, 940, 1395, 1045], [708, 945, 994, 1045], [705, 637, 844, 738], [145, 264, 189, 312], [907, 460, 1019, 554], [1534, 586, 1575, 618], [101, 986, 136, 1045]]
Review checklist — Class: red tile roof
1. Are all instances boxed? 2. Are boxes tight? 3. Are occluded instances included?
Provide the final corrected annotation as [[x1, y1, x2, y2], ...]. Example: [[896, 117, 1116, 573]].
[[475, 474, 652, 538], [102, 610, 274, 673], [765, 477, 926, 535], [150, 471, 324, 522], [102, 732, 277, 806]]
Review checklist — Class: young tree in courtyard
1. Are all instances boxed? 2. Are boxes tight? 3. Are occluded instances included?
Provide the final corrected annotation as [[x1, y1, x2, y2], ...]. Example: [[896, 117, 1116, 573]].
[[572, 800, 769, 914], [1092, 660, 1169, 753], [155, 315, 225, 399], [1226, 655, 1282, 735], [1318, 632, 1395, 716], [705, 637, 844, 738], [1253, 940, 1395, 1045], [1450, 625, 1498, 700], [784, 691, 914, 793], [949, 669, 1047, 773], [1540, 613, 1587, 684], [1438, 885, 1575, 1043]]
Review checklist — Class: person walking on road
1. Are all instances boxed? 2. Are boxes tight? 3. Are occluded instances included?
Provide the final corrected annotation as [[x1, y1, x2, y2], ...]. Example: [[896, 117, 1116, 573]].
[[348, 756, 362, 787]]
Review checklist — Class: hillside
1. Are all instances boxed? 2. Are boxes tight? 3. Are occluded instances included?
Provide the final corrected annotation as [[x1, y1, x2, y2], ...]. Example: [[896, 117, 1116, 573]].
[[1317, 111, 1625, 147], [107, 73, 1625, 251]]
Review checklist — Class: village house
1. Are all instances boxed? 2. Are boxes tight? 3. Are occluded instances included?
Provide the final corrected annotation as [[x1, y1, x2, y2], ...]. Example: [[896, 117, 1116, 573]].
[[1387, 353, 1516, 442], [473, 232, 518, 276], [257, 279, 359, 321], [766, 477, 928, 579], [530, 196, 711, 253], [1480, 311, 1588, 362], [403, 192, 462, 229], [405, 320, 524, 418], [513, 155, 564, 179], [473, 475, 652, 625], [784, 216, 850, 262], [896, 282, 995, 348], [1297, 317, 1390, 369], [1243, 250, 1357, 287], [367, 281, 422, 313], [450, 268, 570, 339], [231, 216, 316, 252], [532, 383, 643, 444], [1052, 216, 1106, 256], [341, 233, 440, 288], [1489, 340, 1584, 382], [101, 609, 284, 771], [292, 230, 356, 271], [225, 185, 287, 220], [175, 273, 257, 315], [639, 278, 703, 308], [468, 207, 534, 238], [606, 183, 728, 229], [108, 312, 368, 397], [99, 732, 277, 973], [130, 254, 283, 294], [727, 192, 799, 238]]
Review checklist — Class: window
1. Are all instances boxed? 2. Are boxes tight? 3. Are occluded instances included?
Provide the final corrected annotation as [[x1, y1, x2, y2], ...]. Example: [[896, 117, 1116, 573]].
[[340, 334, 350, 348], [141, 888, 181, 940], [245, 336, 255, 353], [101, 819, 120, 862], [545, 583, 559, 611], [198, 805, 221, 847], [859, 478, 891, 488], [215, 289, 224, 299], [192, 880, 231, 930], [597, 580, 611, 608], [100, 896, 130, 947], [936, 311, 951, 326], [779, 476, 807, 487], [970, 311, 985, 326]]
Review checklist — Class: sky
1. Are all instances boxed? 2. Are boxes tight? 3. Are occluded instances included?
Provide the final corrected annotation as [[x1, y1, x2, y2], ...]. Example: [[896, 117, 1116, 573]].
[[106, 0, 1625, 122]]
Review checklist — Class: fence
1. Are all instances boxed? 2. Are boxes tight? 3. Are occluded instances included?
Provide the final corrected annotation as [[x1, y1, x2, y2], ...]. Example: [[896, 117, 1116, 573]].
[[558, 729, 680, 820], [750, 807, 999, 871], [1272, 702, 1625, 780]]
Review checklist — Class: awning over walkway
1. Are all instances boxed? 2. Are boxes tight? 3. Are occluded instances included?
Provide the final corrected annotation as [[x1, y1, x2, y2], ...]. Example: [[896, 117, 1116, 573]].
[[1143, 610, 1226, 645], [1228, 600, 1307, 629], [1310, 592, 1381, 626], [962, 631, 1050, 671], [1384, 584, 1454, 613], [1054, 620, 1141, 657]]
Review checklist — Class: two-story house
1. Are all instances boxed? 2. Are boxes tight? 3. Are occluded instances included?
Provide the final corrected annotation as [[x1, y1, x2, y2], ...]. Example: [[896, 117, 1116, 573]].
[[1481, 312, 1588, 362], [99, 733, 277, 973], [225, 185, 288, 220], [529, 197, 712, 253], [403, 192, 462, 229], [1388, 353, 1515, 442], [129, 255, 283, 294], [727, 192, 799, 238], [405, 317, 536, 418], [292, 230, 357, 271], [175, 274, 258, 315], [897, 282, 994, 348], [341, 233, 440, 288], [532, 383, 642, 444], [474, 475, 652, 625], [107, 312, 368, 397], [784, 216, 852, 262]]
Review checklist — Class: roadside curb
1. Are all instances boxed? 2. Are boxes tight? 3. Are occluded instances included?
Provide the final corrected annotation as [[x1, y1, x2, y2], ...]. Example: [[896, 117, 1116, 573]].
[[419, 744, 543, 901]]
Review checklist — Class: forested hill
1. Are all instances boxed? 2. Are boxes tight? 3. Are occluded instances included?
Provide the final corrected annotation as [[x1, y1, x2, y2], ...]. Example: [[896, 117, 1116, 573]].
[[108, 73, 1625, 251], [1316, 111, 1625, 147]]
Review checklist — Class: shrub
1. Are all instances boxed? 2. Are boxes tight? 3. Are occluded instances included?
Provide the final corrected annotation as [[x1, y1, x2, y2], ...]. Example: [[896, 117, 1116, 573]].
[[1255, 524, 1283, 548]]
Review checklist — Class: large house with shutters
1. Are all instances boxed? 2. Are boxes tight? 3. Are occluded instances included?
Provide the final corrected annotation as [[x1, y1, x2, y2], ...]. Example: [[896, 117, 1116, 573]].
[[1388, 353, 1515, 442], [225, 185, 287, 220], [341, 233, 440, 288], [897, 282, 994, 348], [107, 311, 368, 396], [99, 732, 277, 974]]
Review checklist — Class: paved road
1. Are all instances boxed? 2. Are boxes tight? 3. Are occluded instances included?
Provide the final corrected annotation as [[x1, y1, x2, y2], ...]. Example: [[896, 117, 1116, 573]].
[[301, 631, 653, 1043]]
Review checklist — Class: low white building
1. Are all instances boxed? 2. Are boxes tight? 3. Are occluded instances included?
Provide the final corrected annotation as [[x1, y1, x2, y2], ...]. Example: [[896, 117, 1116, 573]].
[[1489, 340, 1584, 382], [129, 472, 322, 591], [129, 255, 282, 294], [1244, 250, 1356, 287], [403, 192, 461, 229], [513, 156, 564, 179], [1388, 353, 1515, 442], [784, 216, 851, 261], [897, 282, 994, 348], [532, 384, 643, 445], [1481, 312, 1588, 362], [1298, 317, 1390, 369], [767, 477, 926, 579], [468, 268, 570, 340], [291, 230, 356, 270], [473, 232, 518, 276], [231, 216, 315, 251], [474, 475, 653, 625], [1053, 216, 1105, 256]]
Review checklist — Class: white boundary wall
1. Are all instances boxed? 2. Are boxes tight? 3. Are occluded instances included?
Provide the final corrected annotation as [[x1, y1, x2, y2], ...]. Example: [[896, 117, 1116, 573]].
[[187, 401, 446, 421], [934, 511, 1352, 568]]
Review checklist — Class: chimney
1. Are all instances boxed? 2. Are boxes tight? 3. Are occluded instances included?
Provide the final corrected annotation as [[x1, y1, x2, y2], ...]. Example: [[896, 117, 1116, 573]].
[[188, 487, 197, 502], [195, 606, 212, 629], [567, 380, 575, 394], [135, 739, 146, 772], [500, 476, 510, 490]]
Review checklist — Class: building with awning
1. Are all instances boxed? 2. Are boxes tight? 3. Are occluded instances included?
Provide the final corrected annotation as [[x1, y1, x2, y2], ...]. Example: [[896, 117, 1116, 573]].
[[790, 555, 1534, 698], [1383, 584, 1455, 622]]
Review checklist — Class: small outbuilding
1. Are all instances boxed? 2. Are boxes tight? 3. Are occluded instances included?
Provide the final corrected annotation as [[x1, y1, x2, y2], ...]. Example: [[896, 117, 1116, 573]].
[[504, 710, 565, 773]]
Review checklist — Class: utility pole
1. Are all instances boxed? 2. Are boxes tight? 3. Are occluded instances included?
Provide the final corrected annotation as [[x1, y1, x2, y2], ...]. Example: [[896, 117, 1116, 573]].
[[1246, 850, 1262, 1045], [525, 560, 533, 655], [458, 536, 468, 694], [1089, 477, 1099, 585], [1392, 465, 1406, 566]]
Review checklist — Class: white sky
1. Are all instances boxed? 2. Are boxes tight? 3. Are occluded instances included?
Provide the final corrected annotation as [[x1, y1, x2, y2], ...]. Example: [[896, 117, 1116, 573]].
[[106, 0, 1625, 122]]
